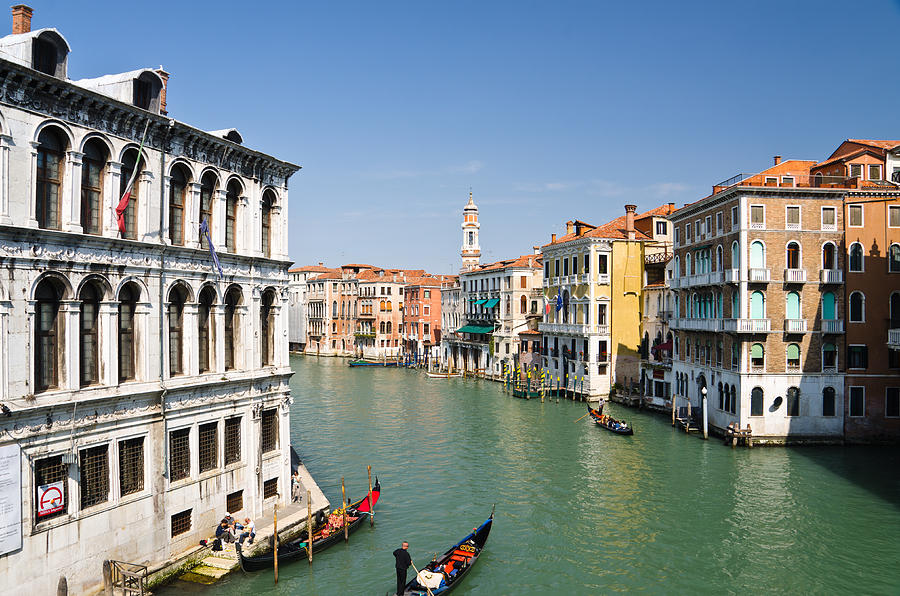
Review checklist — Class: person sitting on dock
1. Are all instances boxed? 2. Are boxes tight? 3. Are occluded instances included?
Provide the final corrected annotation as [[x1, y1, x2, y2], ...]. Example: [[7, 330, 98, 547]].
[[215, 520, 235, 543], [238, 517, 256, 545]]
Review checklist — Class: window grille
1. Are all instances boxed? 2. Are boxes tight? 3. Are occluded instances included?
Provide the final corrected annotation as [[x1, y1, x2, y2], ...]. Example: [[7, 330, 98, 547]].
[[261, 408, 278, 454], [169, 428, 190, 481], [118, 286, 137, 381], [263, 478, 278, 499], [198, 422, 218, 473], [34, 455, 67, 520], [79, 445, 109, 509], [224, 417, 241, 465], [171, 509, 191, 537], [119, 437, 144, 496], [227, 490, 243, 514]]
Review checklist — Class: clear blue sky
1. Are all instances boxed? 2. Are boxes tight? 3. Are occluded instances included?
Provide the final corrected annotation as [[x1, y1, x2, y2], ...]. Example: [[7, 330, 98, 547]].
[[30, 0, 900, 273]]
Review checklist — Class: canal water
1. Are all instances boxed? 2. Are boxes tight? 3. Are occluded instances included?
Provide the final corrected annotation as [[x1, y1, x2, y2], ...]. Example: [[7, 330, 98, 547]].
[[169, 356, 900, 595]]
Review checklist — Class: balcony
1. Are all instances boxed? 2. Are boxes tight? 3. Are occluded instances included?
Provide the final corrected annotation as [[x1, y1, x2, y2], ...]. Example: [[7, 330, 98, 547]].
[[748, 268, 770, 283], [597, 273, 610, 285], [723, 318, 771, 333], [888, 328, 900, 349], [672, 318, 722, 332], [708, 271, 724, 284], [783, 319, 808, 333], [724, 269, 740, 283], [783, 269, 807, 283], [820, 269, 843, 284], [821, 319, 844, 334]]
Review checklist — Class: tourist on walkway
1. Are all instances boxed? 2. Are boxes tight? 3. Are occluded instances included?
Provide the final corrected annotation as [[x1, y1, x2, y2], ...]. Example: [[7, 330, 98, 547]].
[[292, 471, 303, 502], [393, 541, 411, 595], [238, 517, 256, 545]]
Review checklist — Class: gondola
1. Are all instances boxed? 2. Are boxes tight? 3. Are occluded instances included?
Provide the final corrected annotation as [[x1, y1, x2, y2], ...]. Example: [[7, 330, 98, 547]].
[[236, 478, 381, 572], [349, 359, 399, 367], [396, 506, 493, 595], [587, 405, 634, 435]]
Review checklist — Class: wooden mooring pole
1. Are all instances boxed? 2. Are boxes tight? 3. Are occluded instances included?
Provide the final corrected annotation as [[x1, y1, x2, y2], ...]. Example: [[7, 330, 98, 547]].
[[273, 501, 279, 584], [367, 465, 375, 527], [306, 490, 313, 563], [341, 476, 349, 541]]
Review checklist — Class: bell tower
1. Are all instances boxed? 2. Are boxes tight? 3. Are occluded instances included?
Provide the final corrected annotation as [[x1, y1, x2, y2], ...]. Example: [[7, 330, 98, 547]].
[[461, 191, 481, 271]]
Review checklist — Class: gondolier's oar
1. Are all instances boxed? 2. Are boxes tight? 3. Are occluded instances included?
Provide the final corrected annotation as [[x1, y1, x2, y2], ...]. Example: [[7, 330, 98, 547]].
[[409, 560, 435, 596], [574, 412, 591, 423]]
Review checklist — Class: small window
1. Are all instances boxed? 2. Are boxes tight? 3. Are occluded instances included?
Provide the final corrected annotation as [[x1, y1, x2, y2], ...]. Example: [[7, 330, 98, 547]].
[[849, 292, 864, 322], [264, 478, 278, 499], [750, 343, 765, 370], [169, 428, 191, 482], [171, 509, 192, 537], [849, 243, 864, 272], [786, 206, 800, 230], [261, 408, 279, 453], [823, 387, 836, 417], [848, 204, 863, 227], [848, 345, 868, 369], [750, 387, 764, 416], [133, 78, 152, 110], [694, 220, 701, 241], [33, 38, 58, 76], [685, 223, 692, 243], [869, 165, 882, 180], [656, 220, 667, 235], [750, 205, 765, 227], [598, 254, 608, 275], [227, 490, 243, 514], [823, 343, 837, 370], [850, 164, 863, 178], [34, 455, 68, 521], [885, 388, 900, 418], [119, 437, 144, 497], [79, 445, 109, 509], [786, 386, 800, 417], [889, 205, 900, 228], [849, 386, 865, 417], [731, 206, 738, 230], [765, 177, 778, 185], [704, 216, 711, 237], [716, 212, 723, 233], [198, 422, 218, 473], [889, 244, 900, 273], [674, 227, 680, 245], [786, 343, 800, 370], [821, 207, 836, 230], [781, 176, 795, 187]]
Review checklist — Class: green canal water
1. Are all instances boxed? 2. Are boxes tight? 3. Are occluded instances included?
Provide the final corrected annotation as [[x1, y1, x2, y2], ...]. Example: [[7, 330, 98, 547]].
[[165, 356, 900, 595]]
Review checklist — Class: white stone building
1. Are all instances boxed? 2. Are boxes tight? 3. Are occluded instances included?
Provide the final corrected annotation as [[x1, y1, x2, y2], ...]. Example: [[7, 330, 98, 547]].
[[0, 8, 300, 594], [288, 265, 329, 352]]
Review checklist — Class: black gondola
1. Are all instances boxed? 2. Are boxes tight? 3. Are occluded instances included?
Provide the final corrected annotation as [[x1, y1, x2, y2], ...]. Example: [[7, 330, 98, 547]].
[[587, 405, 634, 435], [236, 478, 381, 572], [396, 506, 493, 595]]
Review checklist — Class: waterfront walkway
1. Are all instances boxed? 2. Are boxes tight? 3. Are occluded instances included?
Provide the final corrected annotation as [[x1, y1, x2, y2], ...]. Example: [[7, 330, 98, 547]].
[[177, 463, 331, 585]]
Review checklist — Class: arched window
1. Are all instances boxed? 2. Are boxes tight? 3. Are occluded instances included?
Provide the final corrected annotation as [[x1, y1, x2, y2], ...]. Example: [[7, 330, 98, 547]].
[[386, 321, 392, 334], [890, 244, 900, 273], [814, 172, 823, 187], [562, 290, 569, 323], [225, 180, 240, 253], [333, 301, 338, 317], [505, 296, 510, 315], [520, 295, 527, 313], [849, 242, 863, 272], [750, 343, 765, 370], [823, 342, 837, 370], [224, 287, 241, 371], [849, 291, 865, 322], [674, 256, 680, 277], [822, 387, 836, 417], [685, 253, 692, 276], [169, 165, 189, 245], [168, 285, 188, 376], [750, 290, 765, 319], [260, 290, 275, 366], [79, 282, 101, 387], [730, 385, 737, 414], [822, 242, 836, 270], [786, 242, 800, 269], [731, 241, 739, 269], [199, 172, 216, 250], [35, 278, 64, 392], [717, 382, 724, 410], [716, 245, 723, 271], [198, 286, 216, 373], [750, 387, 764, 416], [119, 283, 139, 382], [750, 241, 765, 268], [36, 127, 66, 230], [786, 386, 800, 417], [81, 139, 107, 235], [786, 291, 800, 319], [261, 189, 275, 257], [119, 148, 144, 240], [892, 292, 900, 327], [822, 291, 836, 320], [787, 343, 800, 370], [379, 321, 385, 334]]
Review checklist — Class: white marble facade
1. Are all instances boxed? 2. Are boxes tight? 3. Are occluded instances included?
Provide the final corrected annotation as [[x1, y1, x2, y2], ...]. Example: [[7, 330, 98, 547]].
[[0, 29, 299, 595]]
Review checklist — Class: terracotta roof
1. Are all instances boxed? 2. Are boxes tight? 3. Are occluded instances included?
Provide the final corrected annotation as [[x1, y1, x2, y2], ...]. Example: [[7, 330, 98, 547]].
[[847, 139, 900, 150], [289, 265, 331, 273], [518, 329, 542, 335], [543, 204, 677, 247], [311, 268, 344, 281], [469, 254, 542, 272]]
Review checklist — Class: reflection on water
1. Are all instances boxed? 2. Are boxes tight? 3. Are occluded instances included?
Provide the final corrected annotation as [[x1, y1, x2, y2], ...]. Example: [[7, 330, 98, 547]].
[[157, 356, 900, 595]]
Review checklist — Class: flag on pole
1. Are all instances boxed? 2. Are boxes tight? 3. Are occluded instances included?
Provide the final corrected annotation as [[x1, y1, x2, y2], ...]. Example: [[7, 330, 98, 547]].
[[555, 293, 563, 312], [116, 121, 150, 235], [199, 218, 224, 278]]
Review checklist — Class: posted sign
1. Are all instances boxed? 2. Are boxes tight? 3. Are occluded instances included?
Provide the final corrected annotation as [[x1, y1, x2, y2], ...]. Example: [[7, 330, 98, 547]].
[[37, 481, 65, 517], [0, 444, 22, 556]]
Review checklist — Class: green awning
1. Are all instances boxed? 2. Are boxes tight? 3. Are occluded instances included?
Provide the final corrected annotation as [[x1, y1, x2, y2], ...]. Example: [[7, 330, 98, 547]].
[[786, 343, 800, 360], [456, 325, 495, 334], [473, 299, 487, 306], [483, 298, 500, 308], [750, 343, 764, 358]]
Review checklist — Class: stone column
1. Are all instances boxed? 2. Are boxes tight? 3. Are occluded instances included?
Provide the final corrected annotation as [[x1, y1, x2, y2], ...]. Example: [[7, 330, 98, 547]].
[[60, 300, 81, 391], [270, 204, 283, 259], [161, 175, 172, 244], [251, 286, 261, 369], [183, 302, 199, 377], [213, 303, 225, 374], [187, 182, 202, 249], [63, 150, 84, 234], [105, 161, 123, 237], [99, 301, 118, 387], [213, 188, 227, 250], [138, 170, 153, 242], [136, 301, 153, 382], [235, 304, 249, 371], [0, 298, 9, 400], [238, 195, 250, 255], [27, 141, 40, 228], [0, 134, 11, 225]]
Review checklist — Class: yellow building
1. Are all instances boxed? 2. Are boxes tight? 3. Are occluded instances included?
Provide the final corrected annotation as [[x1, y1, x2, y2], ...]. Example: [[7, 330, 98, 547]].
[[539, 204, 674, 399]]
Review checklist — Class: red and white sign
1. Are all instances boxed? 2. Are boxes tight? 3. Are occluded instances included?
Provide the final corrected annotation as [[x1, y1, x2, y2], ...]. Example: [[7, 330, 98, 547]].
[[37, 481, 64, 517]]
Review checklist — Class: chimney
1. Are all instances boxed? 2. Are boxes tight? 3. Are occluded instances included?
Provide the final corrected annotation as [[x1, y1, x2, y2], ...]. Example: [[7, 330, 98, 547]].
[[565, 221, 574, 236], [533, 245, 540, 255], [774, 155, 782, 166], [12, 4, 32, 34], [551, 233, 557, 243], [318, 261, 323, 266], [156, 67, 170, 116], [624, 204, 637, 240]]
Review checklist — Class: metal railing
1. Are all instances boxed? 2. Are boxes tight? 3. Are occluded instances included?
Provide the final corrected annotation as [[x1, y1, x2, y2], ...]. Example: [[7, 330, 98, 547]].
[[820, 269, 843, 284], [784, 319, 808, 333], [723, 318, 771, 333], [888, 328, 900, 347], [821, 319, 844, 334], [748, 268, 771, 282], [784, 269, 807, 283]]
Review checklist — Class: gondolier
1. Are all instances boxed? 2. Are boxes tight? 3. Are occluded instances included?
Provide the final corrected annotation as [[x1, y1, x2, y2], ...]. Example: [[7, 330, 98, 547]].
[[393, 541, 412, 595]]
